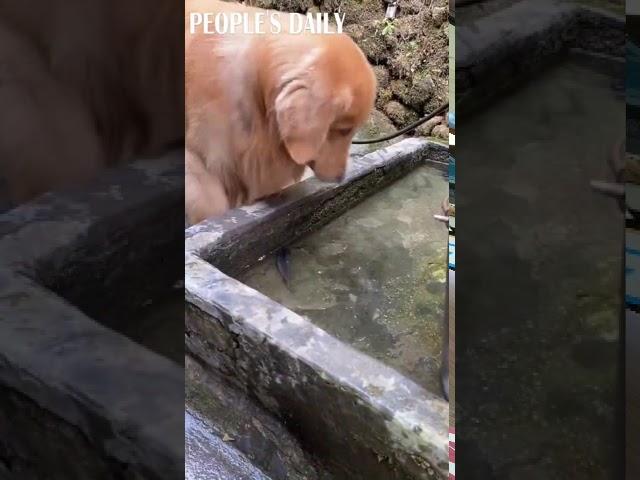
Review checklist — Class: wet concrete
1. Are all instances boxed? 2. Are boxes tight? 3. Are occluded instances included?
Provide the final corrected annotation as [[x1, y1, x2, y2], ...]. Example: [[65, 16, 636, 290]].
[[186, 355, 331, 480], [239, 165, 448, 395], [186, 410, 271, 480]]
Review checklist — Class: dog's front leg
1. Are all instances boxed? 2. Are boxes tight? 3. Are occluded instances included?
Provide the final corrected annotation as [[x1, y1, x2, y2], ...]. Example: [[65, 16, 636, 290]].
[[185, 148, 230, 225]]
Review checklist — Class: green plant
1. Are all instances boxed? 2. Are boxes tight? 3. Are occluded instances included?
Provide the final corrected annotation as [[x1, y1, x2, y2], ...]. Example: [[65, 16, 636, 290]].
[[380, 19, 396, 36]]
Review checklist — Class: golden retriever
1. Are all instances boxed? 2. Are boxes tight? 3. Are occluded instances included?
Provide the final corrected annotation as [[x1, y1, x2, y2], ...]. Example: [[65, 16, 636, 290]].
[[0, 1, 183, 205], [185, 0, 376, 224]]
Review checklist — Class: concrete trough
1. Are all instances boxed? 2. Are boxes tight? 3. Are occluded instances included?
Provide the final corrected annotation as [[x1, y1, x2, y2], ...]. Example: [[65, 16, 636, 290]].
[[185, 138, 450, 480], [456, 1, 623, 116], [453, 1, 624, 477], [0, 151, 185, 479]]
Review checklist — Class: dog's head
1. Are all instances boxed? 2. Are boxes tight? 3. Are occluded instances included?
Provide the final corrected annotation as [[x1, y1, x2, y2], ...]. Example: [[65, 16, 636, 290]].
[[269, 34, 376, 182]]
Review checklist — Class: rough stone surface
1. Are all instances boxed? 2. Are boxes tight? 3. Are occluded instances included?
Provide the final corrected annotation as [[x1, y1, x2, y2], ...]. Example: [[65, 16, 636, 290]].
[[431, 6, 448, 27], [390, 77, 434, 113], [431, 125, 449, 140], [372, 65, 390, 89], [351, 108, 400, 155], [0, 269, 184, 479], [0, 152, 184, 333], [0, 150, 185, 478], [186, 410, 271, 480], [384, 100, 420, 127], [185, 255, 449, 480], [187, 355, 331, 480], [570, 5, 625, 56], [416, 116, 444, 137], [375, 87, 394, 110]]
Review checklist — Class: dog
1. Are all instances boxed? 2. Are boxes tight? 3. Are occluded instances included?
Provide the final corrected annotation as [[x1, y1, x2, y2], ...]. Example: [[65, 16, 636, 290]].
[[185, 0, 376, 224], [0, 1, 183, 206]]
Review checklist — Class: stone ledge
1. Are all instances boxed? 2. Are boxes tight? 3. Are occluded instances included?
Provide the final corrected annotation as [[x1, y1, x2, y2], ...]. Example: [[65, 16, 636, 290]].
[[0, 269, 184, 479], [185, 254, 449, 479]]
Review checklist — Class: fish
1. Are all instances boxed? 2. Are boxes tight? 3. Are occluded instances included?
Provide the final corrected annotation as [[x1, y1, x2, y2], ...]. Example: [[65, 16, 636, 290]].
[[275, 247, 292, 290]]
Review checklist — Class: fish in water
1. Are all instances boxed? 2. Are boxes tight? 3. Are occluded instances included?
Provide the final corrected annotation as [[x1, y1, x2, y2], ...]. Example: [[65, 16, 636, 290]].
[[275, 247, 292, 289]]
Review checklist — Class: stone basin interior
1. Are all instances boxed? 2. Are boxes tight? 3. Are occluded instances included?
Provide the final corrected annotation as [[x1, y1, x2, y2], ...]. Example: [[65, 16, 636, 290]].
[[186, 140, 451, 480], [29, 164, 186, 367], [117, 283, 184, 365], [46, 253, 185, 366], [237, 163, 449, 396], [459, 51, 623, 477]]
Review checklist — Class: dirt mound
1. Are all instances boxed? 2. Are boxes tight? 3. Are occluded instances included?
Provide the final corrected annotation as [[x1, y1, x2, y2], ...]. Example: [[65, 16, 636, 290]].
[[244, 0, 450, 138]]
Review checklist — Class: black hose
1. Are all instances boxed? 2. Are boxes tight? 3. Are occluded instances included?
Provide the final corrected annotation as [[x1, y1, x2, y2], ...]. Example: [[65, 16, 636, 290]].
[[351, 102, 449, 145]]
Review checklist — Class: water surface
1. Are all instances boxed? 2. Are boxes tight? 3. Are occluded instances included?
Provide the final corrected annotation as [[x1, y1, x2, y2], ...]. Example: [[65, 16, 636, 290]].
[[459, 57, 624, 478], [240, 164, 449, 394]]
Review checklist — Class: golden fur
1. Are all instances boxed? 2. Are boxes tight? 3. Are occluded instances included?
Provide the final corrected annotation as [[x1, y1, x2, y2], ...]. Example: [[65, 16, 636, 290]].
[[185, 0, 376, 224], [0, 1, 183, 204]]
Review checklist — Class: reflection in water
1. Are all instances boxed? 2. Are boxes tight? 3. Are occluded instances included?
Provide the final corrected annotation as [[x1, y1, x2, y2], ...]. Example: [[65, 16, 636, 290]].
[[240, 165, 448, 395]]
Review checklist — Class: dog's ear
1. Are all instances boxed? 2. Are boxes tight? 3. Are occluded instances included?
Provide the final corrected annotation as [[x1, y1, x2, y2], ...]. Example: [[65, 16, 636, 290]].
[[274, 79, 331, 165]]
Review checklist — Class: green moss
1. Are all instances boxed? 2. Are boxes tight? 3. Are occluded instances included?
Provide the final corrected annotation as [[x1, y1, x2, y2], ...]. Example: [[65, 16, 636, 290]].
[[389, 74, 434, 111], [375, 87, 393, 109], [372, 65, 390, 89], [344, 22, 389, 64]]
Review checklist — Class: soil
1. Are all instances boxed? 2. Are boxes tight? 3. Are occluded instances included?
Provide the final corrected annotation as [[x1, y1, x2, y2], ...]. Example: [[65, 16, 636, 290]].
[[244, 0, 451, 139]]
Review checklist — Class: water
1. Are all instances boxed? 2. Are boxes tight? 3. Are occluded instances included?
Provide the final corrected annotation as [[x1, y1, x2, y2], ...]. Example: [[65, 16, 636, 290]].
[[459, 58, 624, 477], [239, 164, 449, 395]]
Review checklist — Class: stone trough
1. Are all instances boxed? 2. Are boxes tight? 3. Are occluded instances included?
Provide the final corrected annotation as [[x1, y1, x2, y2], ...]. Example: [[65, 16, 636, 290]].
[[0, 151, 185, 478], [185, 138, 450, 480], [454, 1, 624, 477], [457, 1, 624, 115]]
